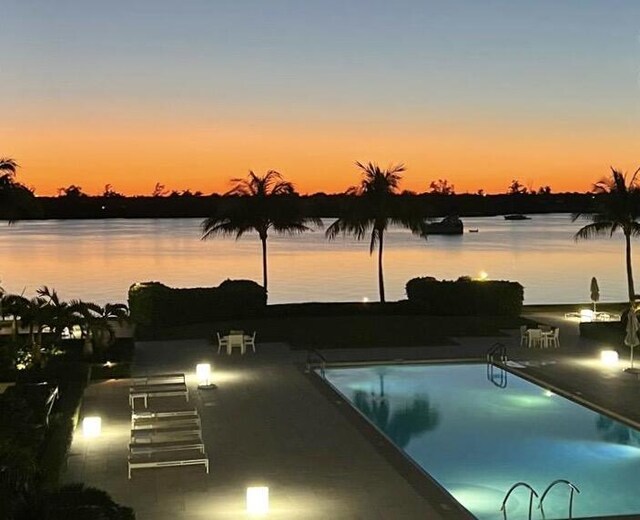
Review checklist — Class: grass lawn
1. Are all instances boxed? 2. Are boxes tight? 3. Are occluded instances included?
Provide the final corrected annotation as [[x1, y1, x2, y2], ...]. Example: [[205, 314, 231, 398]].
[[138, 313, 535, 349]]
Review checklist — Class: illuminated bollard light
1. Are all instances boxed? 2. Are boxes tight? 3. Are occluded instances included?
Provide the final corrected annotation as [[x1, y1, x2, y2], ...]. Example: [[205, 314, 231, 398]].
[[82, 417, 102, 438], [580, 309, 595, 322], [600, 350, 619, 366], [196, 363, 216, 389], [246, 486, 269, 516]]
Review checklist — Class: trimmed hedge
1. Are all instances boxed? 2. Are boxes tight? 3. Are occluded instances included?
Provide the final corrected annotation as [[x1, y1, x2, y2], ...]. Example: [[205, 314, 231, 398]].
[[406, 277, 523, 316], [128, 279, 267, 327]]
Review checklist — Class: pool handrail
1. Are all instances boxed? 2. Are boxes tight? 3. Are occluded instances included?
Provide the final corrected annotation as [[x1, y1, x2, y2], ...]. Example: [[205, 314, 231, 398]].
[[305, 349, 327, 378], [501, 481, 539, 520], [538, 479, 580, 519], [486, 342, 507, 365]]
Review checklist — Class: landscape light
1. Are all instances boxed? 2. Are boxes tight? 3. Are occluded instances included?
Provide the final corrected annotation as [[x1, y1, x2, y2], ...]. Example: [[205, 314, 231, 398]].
[[82, 416, 102, 438], [580, 309, 594, 322], [246, 486, 269, 516], [478, 271, 489, 281], [196, 363, 212, 387], [362, 297, 369, 303], [600, 350, 619, 366], [544, 390, 554, 397]]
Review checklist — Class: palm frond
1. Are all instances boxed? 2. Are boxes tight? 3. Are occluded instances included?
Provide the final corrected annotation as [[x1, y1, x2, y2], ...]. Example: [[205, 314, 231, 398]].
[[628, 221, 640, 237], [0, 157, 18, 175], [325, 217, 371, 241], [574, 221, 615, 241]]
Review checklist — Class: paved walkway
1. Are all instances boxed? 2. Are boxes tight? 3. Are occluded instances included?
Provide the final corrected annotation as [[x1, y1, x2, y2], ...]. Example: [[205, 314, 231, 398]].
[[64, 312, 640, 520]]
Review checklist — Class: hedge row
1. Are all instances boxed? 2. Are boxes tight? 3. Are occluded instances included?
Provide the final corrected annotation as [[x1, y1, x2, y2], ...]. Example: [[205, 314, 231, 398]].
[[128, 279, 267, 327], [406, 277, 523, 316]]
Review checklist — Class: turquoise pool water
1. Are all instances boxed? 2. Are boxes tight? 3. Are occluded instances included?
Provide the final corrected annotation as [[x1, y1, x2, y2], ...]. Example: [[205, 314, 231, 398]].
[[323, 364, 640, 520]]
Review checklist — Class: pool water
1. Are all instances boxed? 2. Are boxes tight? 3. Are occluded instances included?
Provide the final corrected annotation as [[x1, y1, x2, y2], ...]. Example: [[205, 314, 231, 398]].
[[323, 364, 640, 520]]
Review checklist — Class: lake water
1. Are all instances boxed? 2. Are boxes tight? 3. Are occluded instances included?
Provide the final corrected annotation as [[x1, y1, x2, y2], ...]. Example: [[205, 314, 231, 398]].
[[0, 214, 634, 305]]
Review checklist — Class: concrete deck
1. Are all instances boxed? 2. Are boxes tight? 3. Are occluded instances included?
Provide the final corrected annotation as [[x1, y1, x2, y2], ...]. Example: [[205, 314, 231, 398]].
[[64, 312, 640, 519], [66, 341, 455, 519]]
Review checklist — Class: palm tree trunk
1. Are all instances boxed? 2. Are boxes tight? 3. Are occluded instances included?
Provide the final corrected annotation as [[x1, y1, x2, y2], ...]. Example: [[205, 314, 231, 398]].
[[378, 229, 385, 303], [261, 236, 268, 295], [626, 231, 635, 305]]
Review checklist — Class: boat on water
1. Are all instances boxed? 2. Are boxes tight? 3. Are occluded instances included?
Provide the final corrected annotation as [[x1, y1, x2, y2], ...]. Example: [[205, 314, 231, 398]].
[[468, 228, 479, 233], [425, 215, 463, 235], [504, 214, 531, 221]]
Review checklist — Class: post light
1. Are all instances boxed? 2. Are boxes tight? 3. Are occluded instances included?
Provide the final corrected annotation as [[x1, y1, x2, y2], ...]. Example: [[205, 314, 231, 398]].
[[82, 416, 102, 438], [246, 486, 269, 516], [580, 309, 594, 322], [600, 350, 619, 366], [196, 363, 212, 387]]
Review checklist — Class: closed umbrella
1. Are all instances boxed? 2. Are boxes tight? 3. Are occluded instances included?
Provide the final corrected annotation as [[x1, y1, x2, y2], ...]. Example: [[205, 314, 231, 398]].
[[590, 277, 600, 313], [624, 307, 640, 369]]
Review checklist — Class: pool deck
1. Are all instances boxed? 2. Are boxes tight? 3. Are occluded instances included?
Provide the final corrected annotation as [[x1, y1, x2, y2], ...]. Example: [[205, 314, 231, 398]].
[[64, 312, 640, 520]]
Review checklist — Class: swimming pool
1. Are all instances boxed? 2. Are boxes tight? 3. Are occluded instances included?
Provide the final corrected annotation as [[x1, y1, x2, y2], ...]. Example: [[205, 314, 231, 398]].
[[322, 363, 640, 520]]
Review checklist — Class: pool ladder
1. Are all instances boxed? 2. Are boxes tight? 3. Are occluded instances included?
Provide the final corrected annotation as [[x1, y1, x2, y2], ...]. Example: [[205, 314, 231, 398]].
[[501, 479, 580, 520], [486, 342, 508, 388]]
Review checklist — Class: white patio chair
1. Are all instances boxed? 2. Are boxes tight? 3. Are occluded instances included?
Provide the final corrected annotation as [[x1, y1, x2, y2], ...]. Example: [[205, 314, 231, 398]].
[[519, 326, 528, 347], [227, 333, 245, 355], [244, 331, 256, 353], [216, 332, 229, 354], [527, 328, 542, 349], [544, 327, 560, 349]]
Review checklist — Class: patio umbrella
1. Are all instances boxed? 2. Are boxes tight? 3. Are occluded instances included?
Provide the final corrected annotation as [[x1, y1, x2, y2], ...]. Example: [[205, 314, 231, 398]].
[[590, 277, 600, 313], [624, 307, 640, 369]]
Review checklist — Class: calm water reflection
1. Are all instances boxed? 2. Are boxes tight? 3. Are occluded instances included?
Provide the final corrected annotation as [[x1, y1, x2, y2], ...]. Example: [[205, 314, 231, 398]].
[[353, 374, 440, 448], [0, 214, 634, 304]]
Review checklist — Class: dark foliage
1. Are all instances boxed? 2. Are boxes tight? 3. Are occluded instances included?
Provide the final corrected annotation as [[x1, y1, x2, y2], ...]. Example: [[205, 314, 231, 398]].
[[406, 277, 523, 316], [128, 280, 267, 327]]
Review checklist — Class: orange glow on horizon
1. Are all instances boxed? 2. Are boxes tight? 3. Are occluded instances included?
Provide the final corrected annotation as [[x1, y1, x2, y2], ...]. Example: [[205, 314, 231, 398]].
[[2, 112, 637, 196]]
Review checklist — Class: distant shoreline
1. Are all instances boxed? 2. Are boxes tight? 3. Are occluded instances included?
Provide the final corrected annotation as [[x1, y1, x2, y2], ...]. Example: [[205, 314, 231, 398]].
[[8, 192, 597, 220]]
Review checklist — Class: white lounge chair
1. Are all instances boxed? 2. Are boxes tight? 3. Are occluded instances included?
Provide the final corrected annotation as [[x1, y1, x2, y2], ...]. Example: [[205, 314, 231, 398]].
[[131, 416, 201, 431], [131, 425, 202, 443], [244, 331, 256, 353], [133, 373, 186, 386], [129, 439, 205, 456], [129, 384, 189, 408], [128, 450, 209, 479], [131, 408, 198, 427]]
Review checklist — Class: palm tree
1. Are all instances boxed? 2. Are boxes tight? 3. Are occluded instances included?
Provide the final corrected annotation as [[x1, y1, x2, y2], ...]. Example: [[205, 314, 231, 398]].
[[1, 293, 29, 343], [36, 286, 76, 340], [0, 157, 40, 223], [73, 301, 129, 357], [326, 162, 429, 302], [201, 170, 321, 294], [573, 168, 640, 304]]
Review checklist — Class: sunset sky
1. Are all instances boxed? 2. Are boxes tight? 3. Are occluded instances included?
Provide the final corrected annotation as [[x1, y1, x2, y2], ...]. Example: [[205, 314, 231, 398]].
[[1, 1, 639, 195]]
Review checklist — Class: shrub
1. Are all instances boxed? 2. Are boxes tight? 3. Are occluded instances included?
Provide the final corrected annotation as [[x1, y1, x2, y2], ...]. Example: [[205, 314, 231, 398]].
[[128, 279, 267, 327], [406, 277, 523, 316]]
